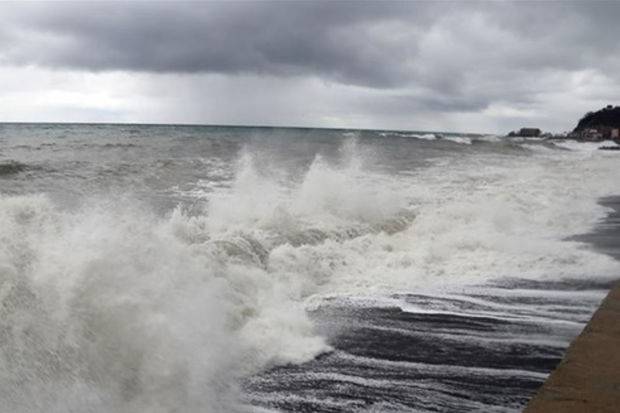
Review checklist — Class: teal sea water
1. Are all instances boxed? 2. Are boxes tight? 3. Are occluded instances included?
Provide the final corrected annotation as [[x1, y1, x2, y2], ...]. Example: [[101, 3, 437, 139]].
[[1, 123, 619, 412]]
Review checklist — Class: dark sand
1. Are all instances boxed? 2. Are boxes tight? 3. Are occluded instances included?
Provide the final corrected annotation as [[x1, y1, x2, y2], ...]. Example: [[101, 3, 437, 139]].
[[525, 197, 620, 412]]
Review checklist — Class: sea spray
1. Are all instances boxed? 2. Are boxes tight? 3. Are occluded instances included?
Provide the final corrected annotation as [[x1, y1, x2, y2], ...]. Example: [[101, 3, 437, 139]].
[[0, 142, 409, 412], [0, 195, 326, 412]]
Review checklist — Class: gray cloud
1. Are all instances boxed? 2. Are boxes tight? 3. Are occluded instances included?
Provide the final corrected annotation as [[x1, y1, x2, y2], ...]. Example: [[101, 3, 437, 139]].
[[1, 1, 620, 130], [1, 2, 428, 87], [2, 2, 617, 87]]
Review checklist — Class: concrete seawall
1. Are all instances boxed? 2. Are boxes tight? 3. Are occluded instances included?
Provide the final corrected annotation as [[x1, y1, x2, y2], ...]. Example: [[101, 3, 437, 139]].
[[525, 197, 620, 412], [524, 282, 620, 412]]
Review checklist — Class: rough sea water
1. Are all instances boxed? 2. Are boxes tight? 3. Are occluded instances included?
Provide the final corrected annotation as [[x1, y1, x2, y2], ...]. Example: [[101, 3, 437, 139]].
[[0, 123, 619, 413]]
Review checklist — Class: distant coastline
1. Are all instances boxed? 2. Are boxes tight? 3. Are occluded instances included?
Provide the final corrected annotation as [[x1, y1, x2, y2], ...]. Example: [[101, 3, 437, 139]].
[[507, 105, 620, 146]]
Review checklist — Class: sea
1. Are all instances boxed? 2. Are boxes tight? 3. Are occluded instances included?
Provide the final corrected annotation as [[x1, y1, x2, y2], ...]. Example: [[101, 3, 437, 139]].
[[0, 123, 619, 413]]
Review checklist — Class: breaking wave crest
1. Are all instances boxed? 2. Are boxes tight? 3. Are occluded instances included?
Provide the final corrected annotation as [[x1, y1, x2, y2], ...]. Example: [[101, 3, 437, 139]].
[[0, 193, 331, 412], [0, 142, 416, 412], [378, 131, 477, 144]]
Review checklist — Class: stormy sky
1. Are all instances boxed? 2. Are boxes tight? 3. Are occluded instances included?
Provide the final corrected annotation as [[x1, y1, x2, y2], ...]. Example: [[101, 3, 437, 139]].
[[1, 1, 619, 133]]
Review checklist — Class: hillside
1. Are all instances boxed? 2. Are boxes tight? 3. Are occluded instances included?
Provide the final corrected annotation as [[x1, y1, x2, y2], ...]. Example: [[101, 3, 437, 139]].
[[574, 105, 620, 131]]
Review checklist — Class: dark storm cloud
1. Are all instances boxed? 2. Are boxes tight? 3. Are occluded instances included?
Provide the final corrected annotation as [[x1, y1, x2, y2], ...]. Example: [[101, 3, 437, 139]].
[[2, 1, 620, 121], [1, 1, 429, 87], [2, 1, 616, 86]]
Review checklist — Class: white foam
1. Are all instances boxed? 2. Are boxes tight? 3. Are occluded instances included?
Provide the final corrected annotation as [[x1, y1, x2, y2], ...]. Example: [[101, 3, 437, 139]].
[[267, 144, 620, 295], [412, 133, 438, 140], [0, 194, 327, 412], [475, 135, 502, 143], [208, 139, 620, 299], [443, 135, 472, 144], [383, 132, 438, 140], [553, 139, 619, 151]]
